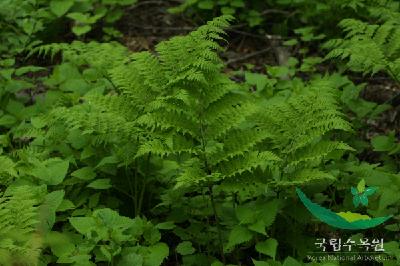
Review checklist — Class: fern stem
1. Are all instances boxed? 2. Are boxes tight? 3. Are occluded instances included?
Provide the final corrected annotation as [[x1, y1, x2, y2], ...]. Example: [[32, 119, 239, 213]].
[[125, 166, 137, 217], [208, 184, 226, 265], [138, 153, 151, 216]]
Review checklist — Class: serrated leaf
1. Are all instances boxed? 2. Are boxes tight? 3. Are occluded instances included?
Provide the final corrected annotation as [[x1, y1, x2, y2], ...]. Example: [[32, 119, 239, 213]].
[[69, 217, 96, 235], [143, 243, 169, 266], [32, 159, 69, 185], [225, 225, 253, 251], [236, 205, 255, 224], [41, 190, 65, 231], [248, 219, 266, 235], [71, 167, 96, 181], [255, 238, 278, 259], [57, 199, 75, 211]]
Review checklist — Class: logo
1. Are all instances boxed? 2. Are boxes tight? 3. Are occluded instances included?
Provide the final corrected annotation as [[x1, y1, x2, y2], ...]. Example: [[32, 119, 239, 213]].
[[296, 179, 392, 230]]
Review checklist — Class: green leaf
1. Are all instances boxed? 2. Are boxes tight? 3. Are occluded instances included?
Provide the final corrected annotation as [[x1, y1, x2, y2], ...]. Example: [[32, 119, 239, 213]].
[[248, 219, 266, 235], [69, 217, 96, 235], [252, 259, 270, 266], [50, 0, 74, 17], [71, 167, 96, 181], [31, 117, 47, 129], [198, 0, 214, 9], [255, 238, 278, 259], [245, 72, 272, 92], [225, 225, 253, 251], [371, 135, 396, 152], [143, 243, 169, 266], [47, 232, 75, 258], [41, 190, 65, 231], [0, 115, 17, 127], [283, 256, 302, 266], [96, 156, 119, 168], [155, 221, 176, 230], [176, 241, 195, 255], [15, 66, 46, 76], [236, 205, 255, 224], [57, 199, 76, 211], [72, 25, 92, 36], [87, 179, 112, 189], [117, 253, 143, 266], [32, 159, 69, 185]]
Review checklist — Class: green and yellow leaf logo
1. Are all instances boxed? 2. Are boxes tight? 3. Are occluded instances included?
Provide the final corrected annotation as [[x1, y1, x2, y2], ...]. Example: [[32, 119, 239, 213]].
[[296, 180, 392, 230]]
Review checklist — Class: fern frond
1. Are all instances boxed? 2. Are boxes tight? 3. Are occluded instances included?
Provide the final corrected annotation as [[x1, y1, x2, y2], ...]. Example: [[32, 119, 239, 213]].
[[324, 18, 400, 77], [0, 186, 42, 266]]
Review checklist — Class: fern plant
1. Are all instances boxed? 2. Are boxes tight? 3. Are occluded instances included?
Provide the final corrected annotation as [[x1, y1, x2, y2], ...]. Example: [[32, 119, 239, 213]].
[[324, 18, 400, 82], [0, 185, 42, 266], [31, 15, 358, 264]]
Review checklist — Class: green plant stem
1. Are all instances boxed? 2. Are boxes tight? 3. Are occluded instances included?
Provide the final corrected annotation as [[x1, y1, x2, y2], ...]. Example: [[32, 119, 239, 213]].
[[208, 184, 226, 265], [138, 153, 151, 216]]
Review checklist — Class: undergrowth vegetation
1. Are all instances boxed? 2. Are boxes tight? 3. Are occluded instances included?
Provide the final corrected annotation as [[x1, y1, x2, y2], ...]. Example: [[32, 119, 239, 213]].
[[0, 0, 399, 265]]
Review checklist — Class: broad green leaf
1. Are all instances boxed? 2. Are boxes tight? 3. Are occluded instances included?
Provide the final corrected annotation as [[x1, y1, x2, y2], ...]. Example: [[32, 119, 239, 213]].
[[255, 238, 278, 259], [236, 204, 255, 224], [225, 225, 253, 251], [143, 243, 169, 266], [32, 159, 69, 185], [198, 0, 214, 9], [155, 221, 175, 230], [87, 179, 112, 189], [31, 117, 47, 129], [71, 167, 96, 181], [72, 25, 92, 36], [117, 253, 143, 266], [47, 232, 75, 258], [50, 0, 74, 17], [57, 199, 75, 211], [69, 217, 96, 235], [96, 156, 119, 168], [248, 219, 266, 235], [0, 115, 17, 127], [252, 259, 270, 266], [176, 241, 195, 256], [245, 72, 274, 92], [283, 256, 302, 266], [371, 135, 396, 152], [41, 190, 65, 231]]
